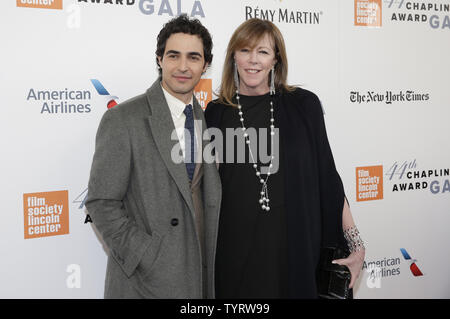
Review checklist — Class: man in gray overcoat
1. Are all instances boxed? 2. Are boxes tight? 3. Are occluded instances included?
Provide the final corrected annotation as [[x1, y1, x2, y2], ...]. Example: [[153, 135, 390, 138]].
[[85, 14, 221, 299]]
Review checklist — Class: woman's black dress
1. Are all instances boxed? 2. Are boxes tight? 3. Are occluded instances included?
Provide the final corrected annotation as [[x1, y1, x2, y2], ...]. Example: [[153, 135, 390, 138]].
[[207, 87, 348, 298], [214, 93, 289, 298]]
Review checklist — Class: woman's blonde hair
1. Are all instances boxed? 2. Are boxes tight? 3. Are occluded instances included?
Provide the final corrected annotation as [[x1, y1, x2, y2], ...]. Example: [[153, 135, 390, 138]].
[[218, 18, 295, 106]]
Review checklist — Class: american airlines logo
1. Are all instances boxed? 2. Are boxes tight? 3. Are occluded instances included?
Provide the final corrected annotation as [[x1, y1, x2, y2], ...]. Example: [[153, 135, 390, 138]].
[[400, 248, 424, 277], [90, 79, 119, 109]]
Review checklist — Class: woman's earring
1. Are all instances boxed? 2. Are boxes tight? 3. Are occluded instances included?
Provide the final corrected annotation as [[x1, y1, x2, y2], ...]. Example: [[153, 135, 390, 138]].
[[270, 66, 275, 95], [234, 62, 240, 92]]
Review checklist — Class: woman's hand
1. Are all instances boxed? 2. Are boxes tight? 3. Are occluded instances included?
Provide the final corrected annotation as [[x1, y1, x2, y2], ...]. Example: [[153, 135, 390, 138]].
[[332, 248, 365, 289]]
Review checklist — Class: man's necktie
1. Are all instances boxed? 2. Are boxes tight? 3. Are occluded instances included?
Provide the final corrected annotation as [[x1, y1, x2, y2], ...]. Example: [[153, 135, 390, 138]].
[[183, 104, 195, 181]]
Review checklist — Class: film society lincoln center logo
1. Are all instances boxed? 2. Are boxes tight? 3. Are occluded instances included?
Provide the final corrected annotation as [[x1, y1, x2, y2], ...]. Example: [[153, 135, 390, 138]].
[[194, 79, 212, 110], [356, 165, 383, 202], [355, 0, 382, 27], [16, 0, 63, 10], [23, 190, 69, 239]]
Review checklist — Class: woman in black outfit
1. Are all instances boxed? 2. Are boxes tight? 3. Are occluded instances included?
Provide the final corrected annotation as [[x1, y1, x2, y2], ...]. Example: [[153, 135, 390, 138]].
[[205, 18, 365, 298]]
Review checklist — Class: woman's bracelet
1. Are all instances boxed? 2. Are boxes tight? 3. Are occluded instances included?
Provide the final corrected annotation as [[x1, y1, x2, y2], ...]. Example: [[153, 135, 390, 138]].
[[343, 226, 365, 253]]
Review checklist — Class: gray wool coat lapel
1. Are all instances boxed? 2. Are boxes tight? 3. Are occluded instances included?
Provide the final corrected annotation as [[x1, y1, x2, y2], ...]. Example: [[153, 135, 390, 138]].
[[145, 81, 195, 216]]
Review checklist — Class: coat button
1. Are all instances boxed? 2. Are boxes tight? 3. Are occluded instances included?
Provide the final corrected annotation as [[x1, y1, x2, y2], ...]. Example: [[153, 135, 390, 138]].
[[171, 218, 179, 226]]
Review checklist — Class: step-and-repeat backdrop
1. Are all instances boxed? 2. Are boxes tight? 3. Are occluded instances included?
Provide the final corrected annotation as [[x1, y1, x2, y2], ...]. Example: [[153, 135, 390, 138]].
[[1, 0, 449, 298]]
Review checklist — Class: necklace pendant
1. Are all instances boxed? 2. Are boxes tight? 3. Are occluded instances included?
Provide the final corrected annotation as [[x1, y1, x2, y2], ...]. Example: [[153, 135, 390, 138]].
[[259, 193, 270, 212], [236, 90, 275, 214]]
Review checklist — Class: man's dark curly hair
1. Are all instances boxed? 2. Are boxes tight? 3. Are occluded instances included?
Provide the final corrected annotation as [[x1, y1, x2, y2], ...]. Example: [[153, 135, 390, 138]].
[[156, 14, 213, 78]]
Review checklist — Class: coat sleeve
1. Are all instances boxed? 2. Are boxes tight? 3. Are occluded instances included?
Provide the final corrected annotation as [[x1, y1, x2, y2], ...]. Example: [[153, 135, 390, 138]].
[[306, 93, 347, 249], [85, 108, 158, 278]]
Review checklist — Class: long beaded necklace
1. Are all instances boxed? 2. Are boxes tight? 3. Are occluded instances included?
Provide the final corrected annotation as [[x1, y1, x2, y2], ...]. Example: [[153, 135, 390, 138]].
[[235, 90, 276, 212]]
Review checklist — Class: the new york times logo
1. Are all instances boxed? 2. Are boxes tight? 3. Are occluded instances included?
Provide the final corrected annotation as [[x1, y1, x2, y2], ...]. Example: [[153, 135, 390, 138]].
[[384, 0, 450, 30], [350, 90, 430, 105], [77, 0, 206, 18]]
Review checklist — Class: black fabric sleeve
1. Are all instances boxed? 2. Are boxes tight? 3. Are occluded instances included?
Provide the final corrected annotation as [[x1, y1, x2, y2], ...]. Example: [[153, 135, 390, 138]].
[[306, 93, 347, 249]]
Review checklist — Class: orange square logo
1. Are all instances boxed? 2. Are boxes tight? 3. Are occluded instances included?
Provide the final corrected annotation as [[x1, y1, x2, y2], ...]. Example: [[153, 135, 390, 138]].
[[23, 190, 69, 239], [194, 79, 212, 110], [355, 0, 382, 27], [16, 0, 63, 10], [356, 166, 383, 201]]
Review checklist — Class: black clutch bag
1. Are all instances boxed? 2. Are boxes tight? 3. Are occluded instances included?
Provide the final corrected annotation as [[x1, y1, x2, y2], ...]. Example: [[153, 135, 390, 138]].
[[316, 246, 353, 299]]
